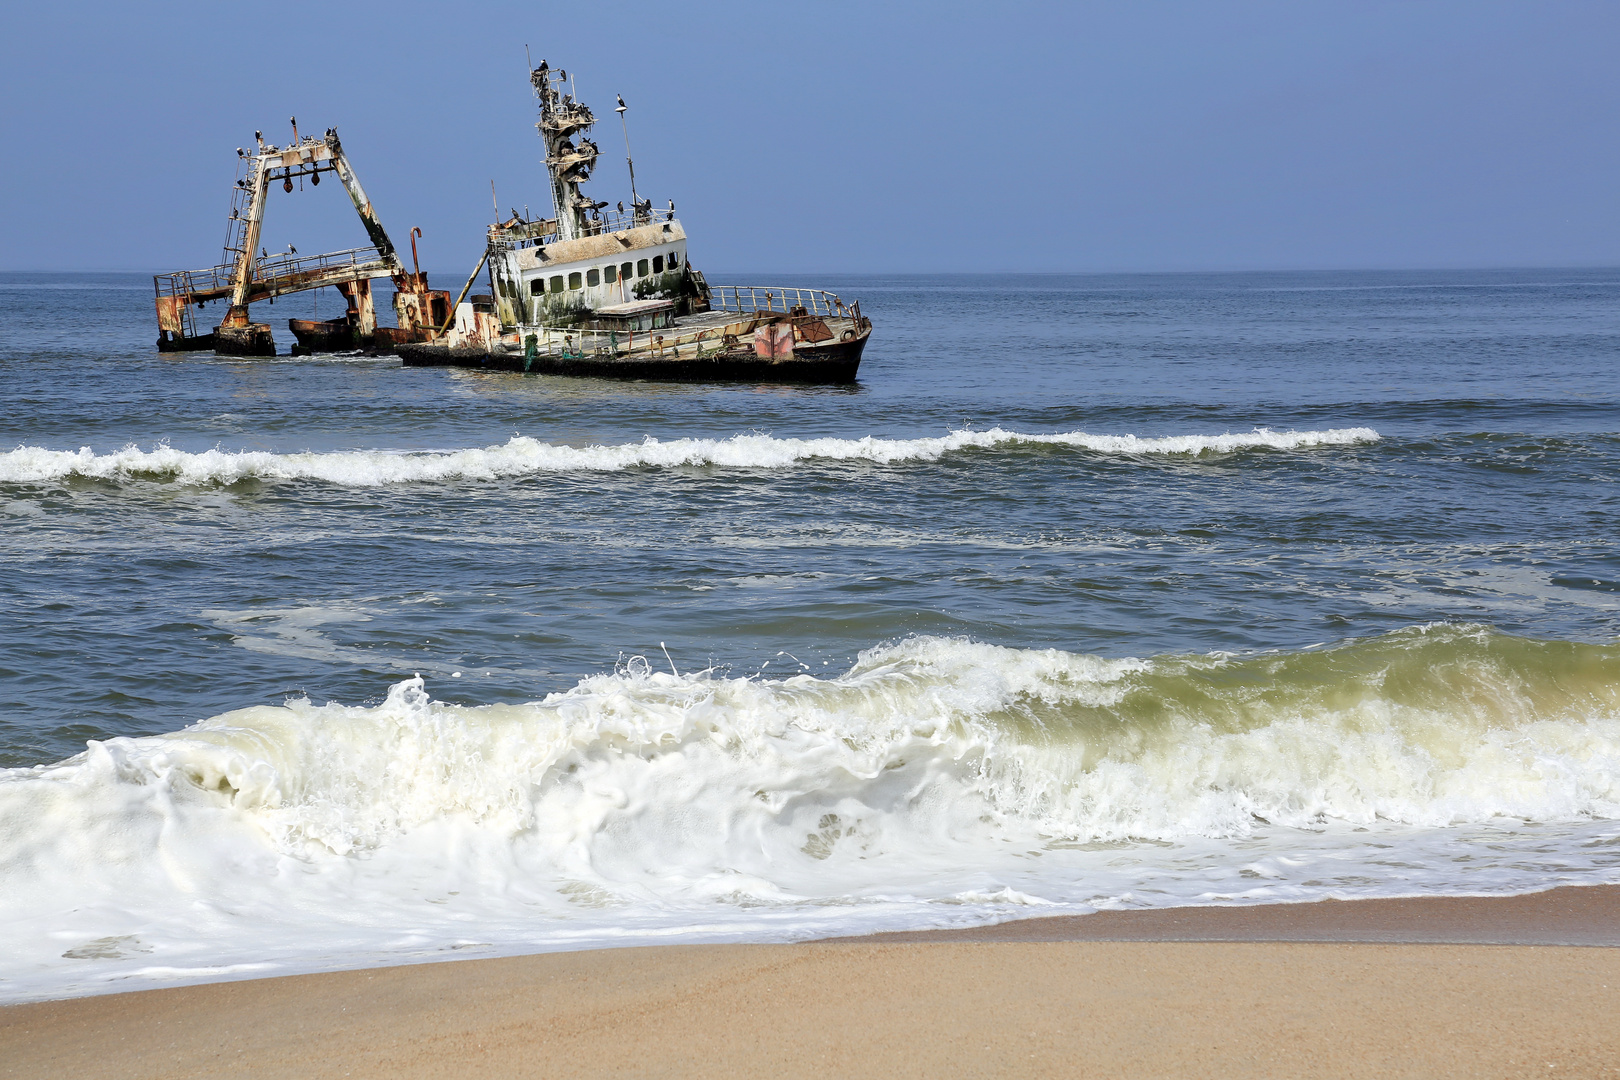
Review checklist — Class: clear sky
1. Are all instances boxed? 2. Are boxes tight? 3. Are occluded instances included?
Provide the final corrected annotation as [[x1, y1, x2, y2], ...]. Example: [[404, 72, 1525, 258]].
[[2, 1, 1616, 275]]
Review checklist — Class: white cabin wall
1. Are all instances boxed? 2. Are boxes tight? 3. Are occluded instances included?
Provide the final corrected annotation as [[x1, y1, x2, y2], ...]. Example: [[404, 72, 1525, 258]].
[[520, 242, 688, 320], [488, 221, 693, 327]]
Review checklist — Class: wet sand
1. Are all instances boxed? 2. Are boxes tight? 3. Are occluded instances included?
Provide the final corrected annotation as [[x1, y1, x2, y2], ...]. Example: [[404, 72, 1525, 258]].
[[834, 882, 1620, 946], [4, 887, 1619, 1079]]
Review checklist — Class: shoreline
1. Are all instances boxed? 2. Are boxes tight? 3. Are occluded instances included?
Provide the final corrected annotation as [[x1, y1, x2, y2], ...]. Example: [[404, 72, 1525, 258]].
[[828, 882, 1620, 947], [5, 886, 1619, 1077]]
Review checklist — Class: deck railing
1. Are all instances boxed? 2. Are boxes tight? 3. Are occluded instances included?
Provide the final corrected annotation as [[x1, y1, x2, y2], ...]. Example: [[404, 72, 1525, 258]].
[[251, 245, 388, 283], [706, 286, 849, 318], [154, 264, 235, 299], [583, 206, 676, 236], [156, 246, 391, 300], [493, 207, 678, 250]]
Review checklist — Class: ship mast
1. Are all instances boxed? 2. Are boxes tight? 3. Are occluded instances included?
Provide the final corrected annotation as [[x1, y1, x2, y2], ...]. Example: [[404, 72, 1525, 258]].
[[530, 60, 605, 241]]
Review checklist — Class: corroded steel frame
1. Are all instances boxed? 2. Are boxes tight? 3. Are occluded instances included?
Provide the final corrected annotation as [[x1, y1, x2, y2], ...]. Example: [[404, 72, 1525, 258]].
[[153, 125, 416, 351]]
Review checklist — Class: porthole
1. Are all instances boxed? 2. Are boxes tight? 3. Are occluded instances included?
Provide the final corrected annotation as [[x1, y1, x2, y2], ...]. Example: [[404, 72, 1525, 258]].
[[587, 268, 600, 287], [549, 276, 564, 294], [568, 272, 582, 290], [652, 255, 664, 274]]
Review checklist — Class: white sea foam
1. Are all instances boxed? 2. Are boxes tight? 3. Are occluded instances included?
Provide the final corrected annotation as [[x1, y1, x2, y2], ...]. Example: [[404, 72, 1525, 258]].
[[3, 625, 1615, 1001], [0, 426, 1380, 487]]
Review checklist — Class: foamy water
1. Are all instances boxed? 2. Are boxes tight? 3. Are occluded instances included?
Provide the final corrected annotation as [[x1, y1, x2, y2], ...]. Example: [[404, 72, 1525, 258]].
[[5, 625, 1618, 1002], [0, 426, 1380, 486]]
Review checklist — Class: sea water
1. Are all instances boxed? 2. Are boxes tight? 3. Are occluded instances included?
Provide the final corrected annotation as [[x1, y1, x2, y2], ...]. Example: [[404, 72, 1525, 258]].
[[1, 269, 1617, 1001]]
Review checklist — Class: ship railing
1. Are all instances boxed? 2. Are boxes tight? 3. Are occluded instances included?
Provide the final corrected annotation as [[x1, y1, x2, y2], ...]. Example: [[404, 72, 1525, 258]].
[[251, 245, 390, 283], [493, 207, 678, 250], [706, 286, 848, 319], [156, 246, 390, 299], [154, 264, 235, 298], [490, 221, 560, 247], [581, 206, 676, 236]]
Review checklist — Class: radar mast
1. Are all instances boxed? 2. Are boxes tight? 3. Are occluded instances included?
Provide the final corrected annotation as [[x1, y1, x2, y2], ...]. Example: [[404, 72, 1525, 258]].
[[530, 61, 607, 241]]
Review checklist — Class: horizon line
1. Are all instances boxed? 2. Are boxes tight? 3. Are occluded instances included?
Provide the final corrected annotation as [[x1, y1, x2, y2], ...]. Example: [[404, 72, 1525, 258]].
[[4, 263, 1620, 278]]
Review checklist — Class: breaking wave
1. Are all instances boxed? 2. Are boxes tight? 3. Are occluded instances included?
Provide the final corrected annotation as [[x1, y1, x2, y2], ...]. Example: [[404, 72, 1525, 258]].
[[13, 623, 1615, 856], [0, 426, 1380, 486], [5, 623, 1616, 1000]]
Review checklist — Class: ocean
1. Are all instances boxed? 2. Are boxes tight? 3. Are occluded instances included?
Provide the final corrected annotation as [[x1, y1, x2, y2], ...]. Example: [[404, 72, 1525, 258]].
[[2, 268, 1618, 1002]]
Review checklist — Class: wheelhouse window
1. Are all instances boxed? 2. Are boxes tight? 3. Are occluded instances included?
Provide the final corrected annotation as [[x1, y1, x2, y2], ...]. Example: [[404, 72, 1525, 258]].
[[603, 264, 617, 283], [620, 261, 633, 280], [568, 272, 583, 290], [586, 268, 600, 287], [549, 276, 564, 294], [529, 278, 544, 295], [668, 251, 679, 268], [636, 259, 649, 277], [652, 255, 664, 274]]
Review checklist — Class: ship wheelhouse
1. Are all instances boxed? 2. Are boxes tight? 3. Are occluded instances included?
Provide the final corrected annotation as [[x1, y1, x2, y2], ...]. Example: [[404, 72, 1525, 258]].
[[481, 61, 708, 332], [490, 217, 693, 328]]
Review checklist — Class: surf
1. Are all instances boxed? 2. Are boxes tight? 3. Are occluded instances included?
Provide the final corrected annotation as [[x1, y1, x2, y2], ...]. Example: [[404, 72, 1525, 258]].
[[0, 426, 1380, 487], [2, 624, 1617, 1001]]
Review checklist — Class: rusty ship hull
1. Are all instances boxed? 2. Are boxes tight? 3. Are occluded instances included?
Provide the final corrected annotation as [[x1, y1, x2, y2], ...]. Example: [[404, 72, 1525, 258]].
[[413, 277, 870, 382], [398, 325, 868, 383], [287, 317, 355, 353]]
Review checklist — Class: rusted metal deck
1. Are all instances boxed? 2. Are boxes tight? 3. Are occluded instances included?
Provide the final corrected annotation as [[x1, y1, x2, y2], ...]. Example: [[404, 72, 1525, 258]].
[[397, 285, 871, 382]]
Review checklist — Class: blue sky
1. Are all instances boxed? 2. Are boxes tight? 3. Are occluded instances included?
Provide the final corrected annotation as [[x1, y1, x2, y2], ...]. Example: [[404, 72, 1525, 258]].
[[2, 1, 1616, 274]]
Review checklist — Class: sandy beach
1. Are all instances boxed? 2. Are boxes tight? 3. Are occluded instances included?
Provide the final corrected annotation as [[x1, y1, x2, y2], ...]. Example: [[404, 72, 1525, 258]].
[[5, 887, 1618, 1079]]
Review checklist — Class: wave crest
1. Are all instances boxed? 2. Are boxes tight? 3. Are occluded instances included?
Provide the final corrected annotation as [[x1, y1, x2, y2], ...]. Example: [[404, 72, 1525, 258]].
[[0, 426, 1380, 487], [9, 625, 1616, 869]]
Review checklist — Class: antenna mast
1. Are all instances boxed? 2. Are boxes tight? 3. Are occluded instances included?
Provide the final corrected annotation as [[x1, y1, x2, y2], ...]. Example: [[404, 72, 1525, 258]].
[[615, 95, 641, 211], [529, 59, 602, 241]]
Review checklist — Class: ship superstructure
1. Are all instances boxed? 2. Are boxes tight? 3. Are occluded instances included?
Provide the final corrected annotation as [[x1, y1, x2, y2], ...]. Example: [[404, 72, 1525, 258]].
[[483, 61, 698, 327]]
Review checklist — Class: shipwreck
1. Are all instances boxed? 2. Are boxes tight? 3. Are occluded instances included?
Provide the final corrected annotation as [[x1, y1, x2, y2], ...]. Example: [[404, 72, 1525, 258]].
[[152, 63, 872, 383], [399, 61, 872, 382]]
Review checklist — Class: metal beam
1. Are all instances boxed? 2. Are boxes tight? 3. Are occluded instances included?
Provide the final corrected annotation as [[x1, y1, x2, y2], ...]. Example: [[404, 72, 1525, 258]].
[[328, 132, 402, 268]]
